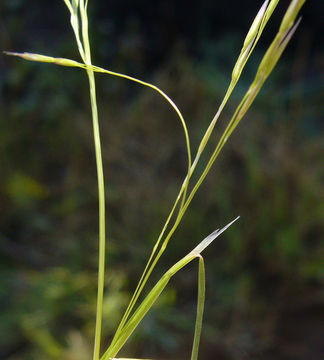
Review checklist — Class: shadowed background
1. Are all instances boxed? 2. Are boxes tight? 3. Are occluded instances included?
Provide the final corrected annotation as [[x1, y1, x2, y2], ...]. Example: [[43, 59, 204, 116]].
[[1, 0, 323, 359]]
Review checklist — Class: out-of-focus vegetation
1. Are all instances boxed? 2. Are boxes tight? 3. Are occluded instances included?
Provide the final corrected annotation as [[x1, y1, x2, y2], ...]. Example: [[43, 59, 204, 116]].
[[1, 0, 323, 359]]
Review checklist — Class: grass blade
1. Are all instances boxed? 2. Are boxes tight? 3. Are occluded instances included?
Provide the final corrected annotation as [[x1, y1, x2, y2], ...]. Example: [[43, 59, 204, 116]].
[[190, 256, 205, 360], [101, 218, 239, 360]]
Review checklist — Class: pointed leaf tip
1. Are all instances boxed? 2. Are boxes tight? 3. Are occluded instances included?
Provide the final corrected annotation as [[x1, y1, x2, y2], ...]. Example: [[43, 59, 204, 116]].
[[190, 216, 240, 255]]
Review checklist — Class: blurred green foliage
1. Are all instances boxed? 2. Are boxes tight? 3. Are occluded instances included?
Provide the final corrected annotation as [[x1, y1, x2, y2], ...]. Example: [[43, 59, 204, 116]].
[[1, 1, 323, 359]]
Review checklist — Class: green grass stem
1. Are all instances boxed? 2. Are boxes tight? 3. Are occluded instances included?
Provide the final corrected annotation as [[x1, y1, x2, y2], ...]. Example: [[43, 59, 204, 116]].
[[190, 256, 205, 360]]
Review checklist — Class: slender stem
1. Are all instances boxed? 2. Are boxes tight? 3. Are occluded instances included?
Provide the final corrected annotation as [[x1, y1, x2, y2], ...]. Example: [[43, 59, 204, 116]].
[[87, 68, 106, 360], [191, 256, 205, 360], [78, 2, 106, 359], [110, 82, 236, 344]]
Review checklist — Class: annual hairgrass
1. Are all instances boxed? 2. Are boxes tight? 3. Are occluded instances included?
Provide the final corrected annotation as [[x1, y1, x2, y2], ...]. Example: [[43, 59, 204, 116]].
[[5, 0, 307, 359]]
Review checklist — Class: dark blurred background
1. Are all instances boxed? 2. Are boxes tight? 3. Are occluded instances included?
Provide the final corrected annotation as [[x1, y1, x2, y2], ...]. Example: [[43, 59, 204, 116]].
[[1, 0, 323, 359]]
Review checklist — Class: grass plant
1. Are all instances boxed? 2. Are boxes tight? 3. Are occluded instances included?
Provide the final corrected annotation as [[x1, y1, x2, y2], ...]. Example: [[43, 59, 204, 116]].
[[5, 0, 307, 359]]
